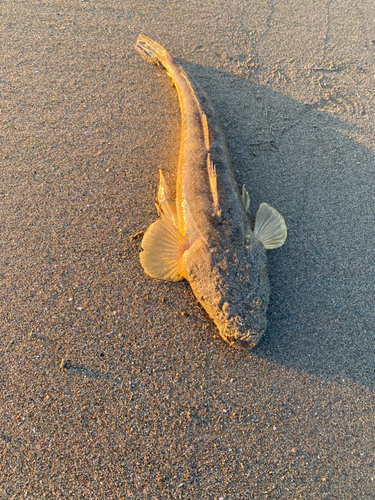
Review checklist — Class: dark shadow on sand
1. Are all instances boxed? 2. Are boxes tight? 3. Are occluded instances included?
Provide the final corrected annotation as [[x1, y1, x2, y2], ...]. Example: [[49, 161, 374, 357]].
[[179, 62, 375, 388]]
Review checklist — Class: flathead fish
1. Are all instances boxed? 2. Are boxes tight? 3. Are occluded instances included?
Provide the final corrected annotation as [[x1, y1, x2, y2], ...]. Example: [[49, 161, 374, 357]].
[[135, 35, 287, 349]]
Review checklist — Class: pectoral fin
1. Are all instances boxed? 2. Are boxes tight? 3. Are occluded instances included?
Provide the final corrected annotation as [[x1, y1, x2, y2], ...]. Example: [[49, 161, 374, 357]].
[[140, 217, 188, 281], [254, 203, 287, 249], [156, 169, 178, 227]]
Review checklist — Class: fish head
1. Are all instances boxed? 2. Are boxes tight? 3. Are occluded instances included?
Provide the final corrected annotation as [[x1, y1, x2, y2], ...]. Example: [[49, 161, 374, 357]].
[[182, 234, 270, 349]]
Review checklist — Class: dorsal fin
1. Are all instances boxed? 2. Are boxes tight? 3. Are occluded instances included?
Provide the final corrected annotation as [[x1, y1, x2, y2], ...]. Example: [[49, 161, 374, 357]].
[[207, 154, 221, 217], [241, 184, 250, 213], [201, 113, 210, 150], [156, 169, 178, 227]]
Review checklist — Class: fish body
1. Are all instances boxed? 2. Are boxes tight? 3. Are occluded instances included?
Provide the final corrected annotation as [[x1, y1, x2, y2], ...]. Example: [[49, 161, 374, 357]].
[[135, 35, 286, 349]]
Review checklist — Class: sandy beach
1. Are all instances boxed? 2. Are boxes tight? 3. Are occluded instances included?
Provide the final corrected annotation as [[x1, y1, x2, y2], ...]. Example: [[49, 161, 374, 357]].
[[1, 0, 375, 497]]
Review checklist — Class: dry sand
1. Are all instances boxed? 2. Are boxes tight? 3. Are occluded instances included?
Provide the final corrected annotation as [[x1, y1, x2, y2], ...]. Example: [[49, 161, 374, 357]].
[[1, 0, 375, 498]]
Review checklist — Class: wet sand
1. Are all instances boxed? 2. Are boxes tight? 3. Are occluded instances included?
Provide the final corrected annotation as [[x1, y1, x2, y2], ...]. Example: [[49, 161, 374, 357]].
[[1, 1, 375, 498]]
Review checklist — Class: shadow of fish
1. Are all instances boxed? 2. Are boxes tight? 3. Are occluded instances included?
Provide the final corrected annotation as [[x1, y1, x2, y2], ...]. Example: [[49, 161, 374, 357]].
[[135, 35, 287, 349]]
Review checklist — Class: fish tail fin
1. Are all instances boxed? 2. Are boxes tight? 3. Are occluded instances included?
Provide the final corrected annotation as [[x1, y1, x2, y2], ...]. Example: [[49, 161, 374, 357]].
[[135, 35, 170, 68]]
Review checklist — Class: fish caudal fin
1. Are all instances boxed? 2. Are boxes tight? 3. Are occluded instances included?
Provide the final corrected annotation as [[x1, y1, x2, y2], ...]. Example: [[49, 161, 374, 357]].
[[140, 218, 189, 282], [156, 170, 178, 227], [254, 203, 287, 249], [135, 35, 169, 68]]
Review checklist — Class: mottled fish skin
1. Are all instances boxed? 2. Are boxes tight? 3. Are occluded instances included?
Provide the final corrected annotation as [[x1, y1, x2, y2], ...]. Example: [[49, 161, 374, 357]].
[[135, 35, 286, 349]]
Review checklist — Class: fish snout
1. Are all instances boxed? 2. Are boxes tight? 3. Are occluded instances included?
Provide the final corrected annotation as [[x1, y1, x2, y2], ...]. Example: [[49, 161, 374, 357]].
[[219, 314, 267, 350], [228, 327, 266, 350], [218, 296, 268, 349]]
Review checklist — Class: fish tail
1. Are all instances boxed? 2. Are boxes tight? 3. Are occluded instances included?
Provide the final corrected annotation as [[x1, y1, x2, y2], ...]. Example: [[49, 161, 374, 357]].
[[135, 35, 170, 68]]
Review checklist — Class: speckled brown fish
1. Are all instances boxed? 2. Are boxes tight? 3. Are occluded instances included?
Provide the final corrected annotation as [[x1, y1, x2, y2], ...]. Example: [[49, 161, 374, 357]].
[[135, 35, 287, 349]]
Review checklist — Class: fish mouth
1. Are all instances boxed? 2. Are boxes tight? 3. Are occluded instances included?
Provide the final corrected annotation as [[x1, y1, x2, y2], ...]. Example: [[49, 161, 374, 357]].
[[230, 339, 257, 350], [226, 328, 266, 350]]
